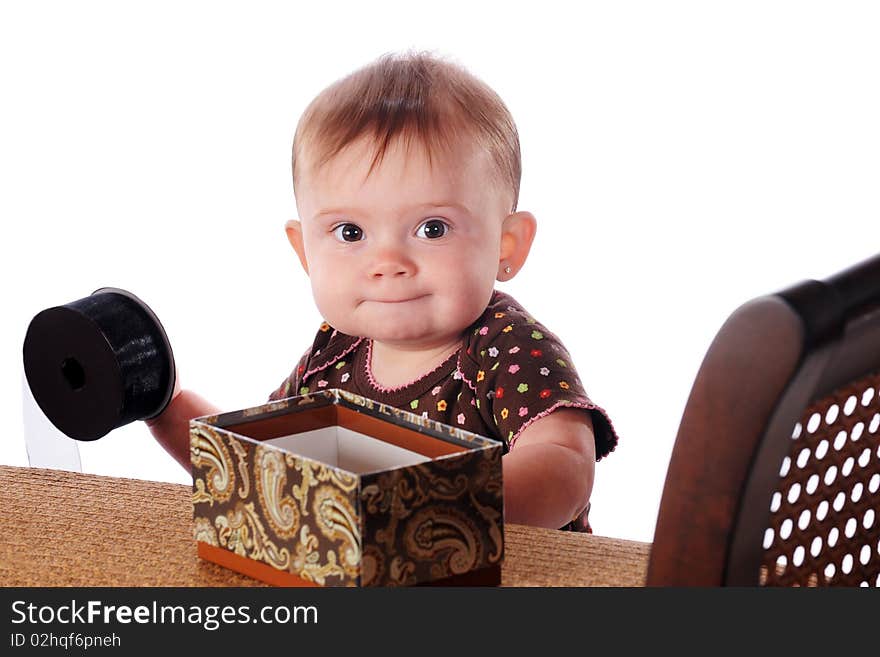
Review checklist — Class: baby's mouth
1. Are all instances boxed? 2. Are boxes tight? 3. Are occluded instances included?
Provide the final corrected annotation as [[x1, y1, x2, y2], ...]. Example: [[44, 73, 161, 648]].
[[371, 295, 427, 304]]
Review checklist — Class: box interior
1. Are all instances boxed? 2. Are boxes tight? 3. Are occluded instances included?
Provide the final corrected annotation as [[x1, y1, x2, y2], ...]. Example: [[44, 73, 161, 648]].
[[263, 425, 430, 473], [222, 404, 467, 464]]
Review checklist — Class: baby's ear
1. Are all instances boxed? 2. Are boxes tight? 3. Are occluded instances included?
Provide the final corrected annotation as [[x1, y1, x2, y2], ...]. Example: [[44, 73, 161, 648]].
[[498, 211, 537, 281], [285, 219, 309, 275]]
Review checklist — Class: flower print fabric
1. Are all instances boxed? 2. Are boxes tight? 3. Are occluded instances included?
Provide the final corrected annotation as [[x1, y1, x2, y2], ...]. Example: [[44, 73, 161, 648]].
[[459, 296, 617, 459], [267, 290, 619, 530], [268, 290, 618, 458]]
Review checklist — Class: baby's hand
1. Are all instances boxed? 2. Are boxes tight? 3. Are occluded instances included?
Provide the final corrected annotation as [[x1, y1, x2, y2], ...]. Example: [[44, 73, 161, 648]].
[[143, 372, 220, 471]]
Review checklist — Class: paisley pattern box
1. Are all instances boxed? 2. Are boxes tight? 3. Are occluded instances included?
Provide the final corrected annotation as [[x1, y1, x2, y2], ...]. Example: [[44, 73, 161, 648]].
[[190, 389, 504, 586]]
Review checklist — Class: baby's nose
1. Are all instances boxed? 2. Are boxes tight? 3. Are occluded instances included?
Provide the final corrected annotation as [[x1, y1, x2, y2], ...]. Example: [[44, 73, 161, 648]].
[[369, 246, 416, 278]]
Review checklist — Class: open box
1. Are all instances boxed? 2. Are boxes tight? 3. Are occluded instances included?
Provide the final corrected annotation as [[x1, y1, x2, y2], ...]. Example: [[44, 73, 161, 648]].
[[190, 389, 504, 586]]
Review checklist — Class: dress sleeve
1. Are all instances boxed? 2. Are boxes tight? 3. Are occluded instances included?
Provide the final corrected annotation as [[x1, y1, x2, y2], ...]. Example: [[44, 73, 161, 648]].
[[461, 314, 619, 460], [267, 346, 312, 402]]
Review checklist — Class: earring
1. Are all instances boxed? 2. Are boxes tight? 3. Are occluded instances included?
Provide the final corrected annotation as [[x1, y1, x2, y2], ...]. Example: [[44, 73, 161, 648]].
[[504, 265, 512, 274]]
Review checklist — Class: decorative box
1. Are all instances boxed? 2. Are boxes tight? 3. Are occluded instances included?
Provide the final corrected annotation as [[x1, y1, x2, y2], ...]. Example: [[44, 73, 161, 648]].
[[190, 389, 504, 586]]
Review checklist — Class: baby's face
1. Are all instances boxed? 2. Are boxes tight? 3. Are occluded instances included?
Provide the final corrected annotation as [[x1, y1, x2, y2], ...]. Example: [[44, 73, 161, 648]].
[[293, 137, 512, 350]]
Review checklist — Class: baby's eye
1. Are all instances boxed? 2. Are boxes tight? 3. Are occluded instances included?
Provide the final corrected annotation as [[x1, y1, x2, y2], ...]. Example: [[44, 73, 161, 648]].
[[332, 223, 364, 242], [415, 218, 449, 239]]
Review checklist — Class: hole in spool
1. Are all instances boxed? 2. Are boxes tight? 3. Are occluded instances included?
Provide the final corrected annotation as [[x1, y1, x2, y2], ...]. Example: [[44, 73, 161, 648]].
[[61, 357, 86, 391]]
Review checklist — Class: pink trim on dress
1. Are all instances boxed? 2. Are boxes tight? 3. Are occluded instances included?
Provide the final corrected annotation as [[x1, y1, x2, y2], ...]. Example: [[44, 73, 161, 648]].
[[302, 337, 364, 383], [456, 352, 479, 394], [509, 399, 599, 449], [364, 338, 460, 393]]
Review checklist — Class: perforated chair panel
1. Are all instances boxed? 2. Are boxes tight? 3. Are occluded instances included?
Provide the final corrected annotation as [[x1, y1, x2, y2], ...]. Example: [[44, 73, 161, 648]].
[[761, 370, 880, 586]]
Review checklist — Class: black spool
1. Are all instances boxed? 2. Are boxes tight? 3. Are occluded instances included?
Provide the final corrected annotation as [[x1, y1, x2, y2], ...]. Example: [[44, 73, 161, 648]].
[[22, 288, 177, 441]]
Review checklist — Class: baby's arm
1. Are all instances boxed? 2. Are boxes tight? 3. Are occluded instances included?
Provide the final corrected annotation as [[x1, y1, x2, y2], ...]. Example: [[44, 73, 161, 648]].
[[502, 409, 596, 529], [145, 376, 220, 472], [147, 344, 309, 473]]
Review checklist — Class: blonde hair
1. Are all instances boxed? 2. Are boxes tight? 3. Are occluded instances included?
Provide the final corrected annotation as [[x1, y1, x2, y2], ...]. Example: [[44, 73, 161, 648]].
[[292, 51, 522, 211]]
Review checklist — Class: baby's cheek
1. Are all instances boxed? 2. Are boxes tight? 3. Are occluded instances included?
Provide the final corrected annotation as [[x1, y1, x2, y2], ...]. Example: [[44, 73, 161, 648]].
[[310, 282, 350, 324], [435, 277, 495, 321]]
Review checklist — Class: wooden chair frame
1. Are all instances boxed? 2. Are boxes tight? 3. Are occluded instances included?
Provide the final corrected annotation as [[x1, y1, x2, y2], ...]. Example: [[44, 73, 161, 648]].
[[647, 253, 880, 586]]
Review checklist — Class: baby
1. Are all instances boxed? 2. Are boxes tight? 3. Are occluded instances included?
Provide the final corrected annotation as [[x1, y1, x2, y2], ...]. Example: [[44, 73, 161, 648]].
[[148, 51, 618, 532]]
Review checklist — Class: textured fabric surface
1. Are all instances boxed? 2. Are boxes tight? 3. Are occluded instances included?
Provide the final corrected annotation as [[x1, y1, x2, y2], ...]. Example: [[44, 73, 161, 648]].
[[760, 370, 880, 586], [0, 465, 649, 587]]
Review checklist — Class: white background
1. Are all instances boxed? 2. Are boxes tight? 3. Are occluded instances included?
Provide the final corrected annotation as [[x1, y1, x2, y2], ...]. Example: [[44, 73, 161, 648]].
[[1, 1, 877, 543]]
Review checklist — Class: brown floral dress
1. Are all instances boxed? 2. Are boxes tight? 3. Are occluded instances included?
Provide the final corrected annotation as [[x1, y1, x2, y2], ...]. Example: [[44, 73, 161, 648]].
[[269, 289, 619, 532]]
